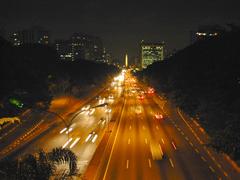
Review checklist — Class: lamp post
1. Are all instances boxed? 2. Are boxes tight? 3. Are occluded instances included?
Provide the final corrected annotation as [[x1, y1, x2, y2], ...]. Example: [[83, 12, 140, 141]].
[[38, 102, 108, 140]]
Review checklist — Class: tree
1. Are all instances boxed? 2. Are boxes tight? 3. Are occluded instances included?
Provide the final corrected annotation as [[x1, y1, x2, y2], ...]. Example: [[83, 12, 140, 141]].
[[0, 148, 78, 179]]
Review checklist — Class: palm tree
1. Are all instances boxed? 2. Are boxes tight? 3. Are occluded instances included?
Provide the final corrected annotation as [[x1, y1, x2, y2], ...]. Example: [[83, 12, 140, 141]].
[[47, 147, 78, 177], [0, 148, 78, 179]]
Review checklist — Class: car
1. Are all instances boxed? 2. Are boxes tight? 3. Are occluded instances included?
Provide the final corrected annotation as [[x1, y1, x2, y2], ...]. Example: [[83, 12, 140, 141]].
[[154, 113, 164, 120], [150, 141, 164, 160], [88, 108, 95, 116], [85, 131, 96, 142], [147, 87, 155, 94], [138, 95, 145, 100], [81, 105, 90, 111], [108, 94, 114, 99], [99, 97, 106, 104], [96, 96, 101, 100]]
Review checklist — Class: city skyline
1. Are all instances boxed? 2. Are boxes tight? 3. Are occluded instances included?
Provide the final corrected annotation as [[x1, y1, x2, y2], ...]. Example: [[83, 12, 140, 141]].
[[0, 1, 240, 178], [1, 0, 239, 60]]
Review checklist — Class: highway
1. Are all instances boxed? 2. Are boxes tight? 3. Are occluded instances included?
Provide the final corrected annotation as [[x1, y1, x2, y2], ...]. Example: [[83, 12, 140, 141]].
[[1, 75, 125, 176], [1, 70, 240, 179], [92, 71, 240, 180]]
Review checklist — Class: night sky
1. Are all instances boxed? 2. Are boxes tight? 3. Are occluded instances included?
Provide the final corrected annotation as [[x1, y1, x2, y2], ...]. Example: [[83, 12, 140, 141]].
[[1, 0, 240, 61]]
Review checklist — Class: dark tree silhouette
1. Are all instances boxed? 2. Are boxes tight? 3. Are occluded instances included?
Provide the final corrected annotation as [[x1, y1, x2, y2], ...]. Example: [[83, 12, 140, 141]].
[[137, 28, 240, 161]]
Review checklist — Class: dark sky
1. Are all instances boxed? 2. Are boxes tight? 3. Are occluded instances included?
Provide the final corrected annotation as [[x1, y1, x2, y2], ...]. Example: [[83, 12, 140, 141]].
[[1, 0, 240, 61]]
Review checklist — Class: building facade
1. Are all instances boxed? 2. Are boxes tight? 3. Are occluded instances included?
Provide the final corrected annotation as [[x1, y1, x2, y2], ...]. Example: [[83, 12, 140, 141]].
[[55, 40, 73, 61], [71, 33, 103, 62], [55, 33, 104, 62], [190, 25, 224, 44], [140, 41, 164, 69], [10, 27, 50, 46]]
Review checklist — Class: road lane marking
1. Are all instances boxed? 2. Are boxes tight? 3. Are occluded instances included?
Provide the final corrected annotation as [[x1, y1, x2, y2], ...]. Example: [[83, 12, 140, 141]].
[[177, 109, 204, 145], [103, 99, 126, 180], [201, 156, 207, 162], [195, 148, 199, 154], [209, 166, 215, 173], [148, 158, 152, 168], [172, 141, 177, 150], [156, 126, 159, 130], [203, 146, 229, 176], [126, 160, 129, 169], [189, 142, 193, 147], [128, 138, 131, 144], [145, 138, 148, 144], [161, 138, 165, 144], [169, 158, 174, 168], [181, 131, 185, 135], [185, 137, 189, 141], [177, 127, 181, 131]]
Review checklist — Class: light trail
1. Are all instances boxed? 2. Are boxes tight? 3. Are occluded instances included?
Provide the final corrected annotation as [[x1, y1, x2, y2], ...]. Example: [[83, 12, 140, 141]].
[[70, 138, 80, 149]]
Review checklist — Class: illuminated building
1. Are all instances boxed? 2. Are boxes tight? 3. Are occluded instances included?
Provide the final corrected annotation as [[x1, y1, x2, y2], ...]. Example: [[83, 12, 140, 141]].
[[102, 48, 113, 64], [55, 33, 104, 62], [140, 41, 164, 68], [55, 40, 73, 61], [10, 27, 49, 46], [71, 33, 103, 62], [190, 25, 224, 44]]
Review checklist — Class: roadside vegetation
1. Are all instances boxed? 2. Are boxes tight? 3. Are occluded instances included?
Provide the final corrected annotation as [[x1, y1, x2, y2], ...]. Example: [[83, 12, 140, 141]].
[[0, 37, 118, 118], [137, 27, 240, 162], [0, 148, 78, 179]]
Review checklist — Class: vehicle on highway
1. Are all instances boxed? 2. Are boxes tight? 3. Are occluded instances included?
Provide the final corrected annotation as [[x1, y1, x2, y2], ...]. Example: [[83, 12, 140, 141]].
[[88, 108, 95, 116], [85, 131, 97, 143], [154, 113, 164, 120], [108, 94, 114, 99], [147, 87, 155, 94], [96, 95, 101, 100], [99, 97, 106, 104], [150, 141, 164, 160], [138, 95, 145, 100], [81, 105, 91, 111]]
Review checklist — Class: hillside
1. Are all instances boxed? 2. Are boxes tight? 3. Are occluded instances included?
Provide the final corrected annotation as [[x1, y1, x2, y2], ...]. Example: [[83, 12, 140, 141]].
[[139, 30, 240, 161]]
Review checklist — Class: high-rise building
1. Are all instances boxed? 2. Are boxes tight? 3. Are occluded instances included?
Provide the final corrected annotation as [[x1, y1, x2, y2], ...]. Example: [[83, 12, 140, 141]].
[[102, 48, 113, 64], [71, 33, 103, 62], [55, 33, 104, 62], [140, 41, 164, 69], [10, 26, 50, 46], [55, 40, 73, 61], [190, 25, 224, 44]]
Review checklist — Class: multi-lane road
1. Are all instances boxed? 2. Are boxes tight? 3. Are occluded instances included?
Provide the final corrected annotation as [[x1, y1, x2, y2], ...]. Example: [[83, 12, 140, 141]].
[[88, 71, 240, 180], [1, 70, 240, 179]]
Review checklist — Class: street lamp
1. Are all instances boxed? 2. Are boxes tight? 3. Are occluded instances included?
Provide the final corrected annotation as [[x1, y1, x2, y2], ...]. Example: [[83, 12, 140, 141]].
[[39, 102, 109, 140]]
